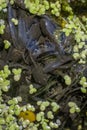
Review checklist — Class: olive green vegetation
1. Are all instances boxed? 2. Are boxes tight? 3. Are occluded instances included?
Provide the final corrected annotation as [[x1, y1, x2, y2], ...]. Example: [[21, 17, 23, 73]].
[[0, 0, 87, 130]]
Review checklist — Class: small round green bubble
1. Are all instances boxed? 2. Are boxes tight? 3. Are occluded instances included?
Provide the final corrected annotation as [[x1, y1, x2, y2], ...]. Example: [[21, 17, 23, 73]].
[[9, 109, 14, 115], [51, 102, 57, 106], [47, 111, 54, 119], [81, 52, 86, 59], [64, 75, 72, 85], [12, 68, 22, 81], [14, 74, 21, 81], [78, 42, 85, 49], [73, 53, 80, 60], [0, 24, 5, 34], [52, 106, 60, 112], [11, 18, 18, 25], [3, 40, 11, 49], [42, 101, 50, 107], [42, 122, 51, 130], [50, 3, 55, 8], [40, 104, 46, 111], [31, 105, 35, 111], [49, 122, 59, 128], [37, 101, 42, 106], [4, 65, 11, 75], [44, 126, 51, 130], [82, 16, 87, 22], [55, 12, 60, 17], [79, 76, 86, 85], [83, 82, 87, 88], [2, 85, 9, 92], [79, 59, 86, 64], [73, 45, 79, 52], [0, 118, 5, 124], [10, 0, 15, 5], [49, 122, 54, 128], [9, 123, 19, 130], [29, 84, 37, 94], [69, 107, 75, 114], [15, 105, 20, 110], [36, 113, 42, 121], [9, 105, 15, 110], [15, 109, 21, 116], [8, 100, 14, 105], [81, 87, 87, 93], [68, 102, 75, 107], [6, 114, 14, 123], [13, 98, 19, 104], [75, 107, 80, 113]]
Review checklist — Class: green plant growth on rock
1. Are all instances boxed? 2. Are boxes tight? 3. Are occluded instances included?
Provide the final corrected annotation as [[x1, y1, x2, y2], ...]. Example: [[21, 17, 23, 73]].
[[0, 0, 87, 129], [0, 66, 60, 129]]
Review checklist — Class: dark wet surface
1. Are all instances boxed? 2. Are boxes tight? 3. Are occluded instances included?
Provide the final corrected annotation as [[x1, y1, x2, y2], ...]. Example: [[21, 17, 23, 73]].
[[0, 2, 87, 130]]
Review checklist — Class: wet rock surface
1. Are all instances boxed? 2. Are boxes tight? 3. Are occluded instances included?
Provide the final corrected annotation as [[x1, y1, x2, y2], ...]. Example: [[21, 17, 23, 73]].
[[0, 2, 87, 130]]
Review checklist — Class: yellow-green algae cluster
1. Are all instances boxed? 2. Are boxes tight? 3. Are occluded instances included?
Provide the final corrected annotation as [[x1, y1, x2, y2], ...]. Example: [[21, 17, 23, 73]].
[[24, 0, 87, 64], [0, 66, 60, 129], [24, 0, 72, 16], [0, 0, 15, 11], [62, 16, 87, 64]]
